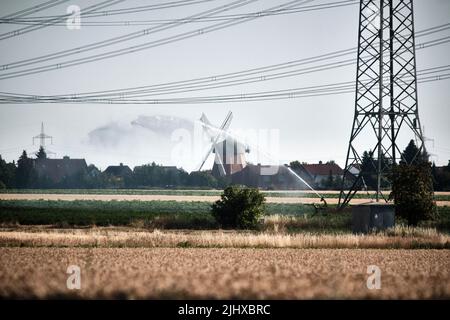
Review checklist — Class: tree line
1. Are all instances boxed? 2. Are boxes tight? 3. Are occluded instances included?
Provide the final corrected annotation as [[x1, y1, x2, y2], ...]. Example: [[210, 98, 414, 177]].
[[1, 141, 449, 190], [0, 147, 229, 189], [359, 140, 450, 191]]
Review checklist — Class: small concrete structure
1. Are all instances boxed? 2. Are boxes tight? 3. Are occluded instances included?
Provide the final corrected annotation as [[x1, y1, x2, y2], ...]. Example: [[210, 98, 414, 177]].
[[352, 203, 395, 234]]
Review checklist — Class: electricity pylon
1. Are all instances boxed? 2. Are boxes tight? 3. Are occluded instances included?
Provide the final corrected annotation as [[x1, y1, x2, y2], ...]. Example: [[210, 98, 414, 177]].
[[33, 122, 55, 157], [338, 0, 425, 208]]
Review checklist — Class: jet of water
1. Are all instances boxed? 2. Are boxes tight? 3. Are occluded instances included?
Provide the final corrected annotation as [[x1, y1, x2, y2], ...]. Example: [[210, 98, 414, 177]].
[[198, 120, 324, 199], [285, 166, 323, 199]]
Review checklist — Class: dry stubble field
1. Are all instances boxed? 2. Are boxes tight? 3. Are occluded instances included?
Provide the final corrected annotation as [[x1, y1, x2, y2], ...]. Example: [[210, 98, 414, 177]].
[[1, 191, 449, 299], [0, 247, 449, 299]]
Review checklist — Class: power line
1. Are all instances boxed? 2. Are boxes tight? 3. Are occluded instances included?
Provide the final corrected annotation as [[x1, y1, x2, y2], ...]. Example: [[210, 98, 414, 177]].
[[0, 0, 317, 80], [0, 0, 312, 78], [0, 0, 359, 26], [0, 0, 70, 20], [1, 68, 448, 104], [20, 54, 448, 102], [414, 23, 450, 37], [33, 51, 360, 98], [0, 0, 127, 41], [1, 29, 447, 99], [0, 4, 447, 104], [0, 0, 262, 72], [0, 39, 448, 106], [0, 0, 225, 21], [22, 23, 450, 98], [1, 2, 446, 83], [0, 3, 446, 81], [52, 39, 450, 99]]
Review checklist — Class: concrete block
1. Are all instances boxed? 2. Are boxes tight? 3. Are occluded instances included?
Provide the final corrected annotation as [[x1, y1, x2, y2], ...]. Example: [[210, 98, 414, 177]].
[[352, 203, 395, 234]]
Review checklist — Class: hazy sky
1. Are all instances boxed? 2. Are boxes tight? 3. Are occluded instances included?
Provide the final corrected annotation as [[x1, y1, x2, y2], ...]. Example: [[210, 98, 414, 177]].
[[0, 0, 449, 172]]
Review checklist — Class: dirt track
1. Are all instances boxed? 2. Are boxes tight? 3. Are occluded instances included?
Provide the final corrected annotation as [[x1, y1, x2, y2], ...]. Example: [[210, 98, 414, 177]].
[[0, 247, 448, 299], [1, 193, 449, 206]]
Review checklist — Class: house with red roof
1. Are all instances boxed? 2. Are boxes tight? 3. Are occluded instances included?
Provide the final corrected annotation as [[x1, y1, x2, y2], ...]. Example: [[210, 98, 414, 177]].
[[300, 161, 345, 189]]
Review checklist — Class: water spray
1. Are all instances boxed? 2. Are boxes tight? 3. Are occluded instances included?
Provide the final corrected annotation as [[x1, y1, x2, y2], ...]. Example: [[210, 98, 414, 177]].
[[198, 119, 326, 202]]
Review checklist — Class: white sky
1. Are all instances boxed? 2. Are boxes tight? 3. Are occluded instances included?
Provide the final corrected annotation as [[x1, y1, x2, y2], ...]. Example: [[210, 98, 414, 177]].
[[0, 0, 449, 172]]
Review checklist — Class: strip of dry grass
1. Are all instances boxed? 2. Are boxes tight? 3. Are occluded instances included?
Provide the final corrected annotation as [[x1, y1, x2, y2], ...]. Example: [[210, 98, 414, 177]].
[[0, 226, 448, 249]]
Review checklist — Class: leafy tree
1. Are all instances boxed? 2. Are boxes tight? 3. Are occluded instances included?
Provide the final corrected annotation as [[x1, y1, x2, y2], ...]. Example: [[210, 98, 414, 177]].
[[36, 146, 47, 160], [432, 160, 450, 191], [178, 170, 190, 187], [431, 162, 439, 190], [16, 150, 36, 188], [325, 169, 334, 189], [0, 155, 16, 188], [84, 164, 109, 188], [389, 162, 435, 226], [216, 175, 231, 189], [289, 160, 302, 170], [360, 151, 377, 189], [188, 171, 217, 188], [212, 186, 266, 229], [131, 162, 189, 188], [401, 139, 429, 165], [359, 150, 392, 189]]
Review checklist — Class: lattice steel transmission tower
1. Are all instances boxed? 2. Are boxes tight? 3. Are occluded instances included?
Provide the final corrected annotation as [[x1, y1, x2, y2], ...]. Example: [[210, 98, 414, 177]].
[[32, 122, 55, 157], [338, 0, 426, 208]]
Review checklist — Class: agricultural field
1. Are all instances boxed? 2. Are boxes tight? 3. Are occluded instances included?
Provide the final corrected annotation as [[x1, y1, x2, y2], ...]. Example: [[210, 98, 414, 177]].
[[1, 193, 449, 300], [0, 247, 448, 299], [1, 199, 449, 231], [1, 188, 450, 201], [0, 199, 327, 229], [2, 192, 450, 207]]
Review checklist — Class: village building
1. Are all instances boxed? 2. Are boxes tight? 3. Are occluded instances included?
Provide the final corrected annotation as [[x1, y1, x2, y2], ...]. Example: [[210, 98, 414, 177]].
[[34, 156, 87, 184], [104, 163, 132, 177], [300, 162, 345, 189]]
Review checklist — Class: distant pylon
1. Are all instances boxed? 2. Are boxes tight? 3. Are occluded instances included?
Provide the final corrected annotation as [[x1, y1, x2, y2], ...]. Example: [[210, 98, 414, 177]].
[[338, 0, 425, 208], [33, 122, 55, 156]]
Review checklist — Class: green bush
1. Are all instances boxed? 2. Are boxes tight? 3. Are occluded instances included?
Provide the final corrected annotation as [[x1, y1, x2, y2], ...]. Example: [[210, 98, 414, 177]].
[[389, 162, 436, 226], [211, 186, 266, 229]]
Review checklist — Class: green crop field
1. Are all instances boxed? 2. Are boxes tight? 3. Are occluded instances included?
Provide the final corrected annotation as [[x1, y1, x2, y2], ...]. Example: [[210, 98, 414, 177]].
[[1, 200, 449, 233], [0, 200, 324, 230]]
